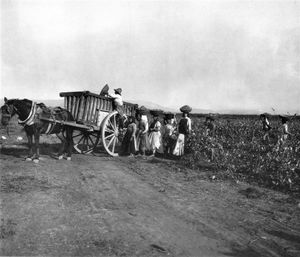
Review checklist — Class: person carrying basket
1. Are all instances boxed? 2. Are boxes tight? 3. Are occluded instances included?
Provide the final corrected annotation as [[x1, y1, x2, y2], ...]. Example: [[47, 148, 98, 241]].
[[173, 105, 192, 156]]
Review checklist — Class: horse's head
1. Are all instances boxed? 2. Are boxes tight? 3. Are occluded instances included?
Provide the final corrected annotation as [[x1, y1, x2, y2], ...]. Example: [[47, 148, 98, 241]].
[[1, 97, 16, 125]]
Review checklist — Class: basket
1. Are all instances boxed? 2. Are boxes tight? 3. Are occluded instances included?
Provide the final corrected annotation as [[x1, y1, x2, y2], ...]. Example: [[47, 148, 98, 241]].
[[137, 106, 148, 115], [180, 105, 192, 113], [260, 113, 271, 118], [150, 109, 163, 117], [164, 112, 175, 119]]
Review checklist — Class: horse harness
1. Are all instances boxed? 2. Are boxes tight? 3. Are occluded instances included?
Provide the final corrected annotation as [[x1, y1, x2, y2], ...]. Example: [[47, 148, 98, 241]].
[[14, 102, 65, 135]]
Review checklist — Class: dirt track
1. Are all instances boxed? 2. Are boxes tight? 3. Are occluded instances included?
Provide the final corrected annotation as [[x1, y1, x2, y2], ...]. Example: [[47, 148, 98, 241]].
[[1, 139, 300, 256]]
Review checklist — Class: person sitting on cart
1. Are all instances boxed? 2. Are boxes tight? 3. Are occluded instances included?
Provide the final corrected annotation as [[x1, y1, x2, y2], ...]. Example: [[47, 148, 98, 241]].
[[108, 87, 125, 128]]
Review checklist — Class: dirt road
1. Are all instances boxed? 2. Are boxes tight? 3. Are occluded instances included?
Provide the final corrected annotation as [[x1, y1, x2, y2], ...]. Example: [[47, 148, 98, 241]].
[[1, 142, 300, 256]]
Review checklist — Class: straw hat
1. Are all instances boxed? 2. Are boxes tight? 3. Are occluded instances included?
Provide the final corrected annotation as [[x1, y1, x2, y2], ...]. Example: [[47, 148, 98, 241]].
[[114, 88, 122, 95], [150, 109, 163, 117]]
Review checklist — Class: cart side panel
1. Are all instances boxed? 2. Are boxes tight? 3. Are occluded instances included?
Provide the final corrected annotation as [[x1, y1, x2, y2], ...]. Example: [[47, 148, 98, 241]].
[[67, 96, 71, 113], [97, 111, 109, 127], [87, 96, 94, 124], [91, 96, 98, 124], [70, 96, 73, 116], [89, 96, 96, 124], [77, 95, 85, 121], [81, 96, 88, 122], [86, 96, 92, 122], [64, 97, 67, 111], [74, 96, 80, 120], [83, 96, 91, 123], [71, 96, 77, 117], [95, 98, 100, 124], [103, 98, 108, 112], [90, 96, 96, 124], [90, 97, 96, 124]]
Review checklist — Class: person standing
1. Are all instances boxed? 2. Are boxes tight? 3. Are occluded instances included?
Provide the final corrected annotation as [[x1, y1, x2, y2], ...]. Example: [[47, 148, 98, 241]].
[[121, 116, 137, 156], [148, 110, 163, 156], [136, 106, 150, 157], [173, 105, 192, 156], [260, 113, 272, 142], [279, 115, 292, 145], [205, 116, 216, 137], [163, 112, 177, 156]]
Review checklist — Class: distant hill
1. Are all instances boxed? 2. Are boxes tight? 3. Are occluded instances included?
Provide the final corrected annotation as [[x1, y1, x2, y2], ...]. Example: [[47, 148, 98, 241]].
[[0, 98, 298, 115], [126, 99, 177, 112]]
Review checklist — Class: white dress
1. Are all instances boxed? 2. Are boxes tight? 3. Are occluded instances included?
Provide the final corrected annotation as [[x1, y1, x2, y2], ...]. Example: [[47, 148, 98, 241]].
[[148, 120, 163, 153]]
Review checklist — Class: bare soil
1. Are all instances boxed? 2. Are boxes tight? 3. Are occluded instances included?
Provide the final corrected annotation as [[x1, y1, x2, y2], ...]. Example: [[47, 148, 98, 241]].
[[0, 122, 300, 256]]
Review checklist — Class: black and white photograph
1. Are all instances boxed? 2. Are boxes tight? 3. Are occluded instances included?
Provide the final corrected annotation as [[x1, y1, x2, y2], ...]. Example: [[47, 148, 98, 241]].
[[1, 0, 300, 256]]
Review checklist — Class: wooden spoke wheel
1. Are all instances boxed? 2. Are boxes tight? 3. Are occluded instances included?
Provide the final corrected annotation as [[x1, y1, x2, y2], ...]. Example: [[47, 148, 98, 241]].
[[101, 111, 126, 156], [73, 129, 101, 154]]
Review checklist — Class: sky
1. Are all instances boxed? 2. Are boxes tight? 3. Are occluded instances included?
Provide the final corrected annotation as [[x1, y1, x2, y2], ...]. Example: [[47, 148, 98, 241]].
[[1, 0, 299, 114]]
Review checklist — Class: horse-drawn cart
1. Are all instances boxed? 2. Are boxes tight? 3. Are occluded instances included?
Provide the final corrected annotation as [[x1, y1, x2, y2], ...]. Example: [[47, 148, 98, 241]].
[[58, 91, 138, 156]]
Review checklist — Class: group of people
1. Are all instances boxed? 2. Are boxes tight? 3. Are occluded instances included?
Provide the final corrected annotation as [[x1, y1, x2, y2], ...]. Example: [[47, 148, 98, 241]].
[[104, 86, 193, 158], [260, 113, 292, 145], [120, 105, 192, 158], [106, 86, 292, 158]]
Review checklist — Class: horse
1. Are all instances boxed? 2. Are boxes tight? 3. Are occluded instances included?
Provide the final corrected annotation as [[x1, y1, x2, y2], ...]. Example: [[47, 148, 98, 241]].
[[1, 97, 74, 163]]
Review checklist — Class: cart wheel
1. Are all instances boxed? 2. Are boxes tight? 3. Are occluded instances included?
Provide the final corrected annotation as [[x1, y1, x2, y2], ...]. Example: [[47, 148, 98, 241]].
[[73, 129, 101, 154], [102, 111, 125, 156]]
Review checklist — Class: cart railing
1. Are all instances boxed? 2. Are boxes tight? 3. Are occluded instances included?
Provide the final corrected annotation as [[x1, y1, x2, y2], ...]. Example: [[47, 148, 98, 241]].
[[59, 91, 138, 126]]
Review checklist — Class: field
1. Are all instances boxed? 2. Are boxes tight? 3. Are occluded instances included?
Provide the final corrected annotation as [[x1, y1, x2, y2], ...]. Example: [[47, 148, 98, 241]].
[[183, 114, 300, 195], [0, 115, 300, 256]]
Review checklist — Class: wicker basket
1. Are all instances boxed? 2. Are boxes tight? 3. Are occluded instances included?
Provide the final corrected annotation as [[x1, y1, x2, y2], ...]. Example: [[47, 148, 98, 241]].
[[150, 109, 163, 116], [137, 106, 148, 115], [180, 105, 192, 113]]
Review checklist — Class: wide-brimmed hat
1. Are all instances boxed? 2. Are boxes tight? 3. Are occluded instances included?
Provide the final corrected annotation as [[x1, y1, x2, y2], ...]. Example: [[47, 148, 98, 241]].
[[150, 109, 163, 117], [114, 88, 122, 95], [164, 112, 175, 119], [180, 105, 192, 113]]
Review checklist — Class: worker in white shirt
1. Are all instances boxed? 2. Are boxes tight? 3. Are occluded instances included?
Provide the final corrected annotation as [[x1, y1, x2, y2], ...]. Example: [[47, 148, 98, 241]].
[[108, 88, 125, 128]]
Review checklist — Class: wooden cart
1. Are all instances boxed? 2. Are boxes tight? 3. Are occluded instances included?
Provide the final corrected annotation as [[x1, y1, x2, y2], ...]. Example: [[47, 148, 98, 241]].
[[59, 91, 138, 156]]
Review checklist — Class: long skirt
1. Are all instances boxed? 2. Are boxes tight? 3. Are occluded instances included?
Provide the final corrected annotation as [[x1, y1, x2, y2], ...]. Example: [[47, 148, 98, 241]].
[[163, 135, 177, 154], [138, 133, 150, 153], [173, 133, 185, 156], [121, 133, 137, 155], [148, 131, 163, 153]]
